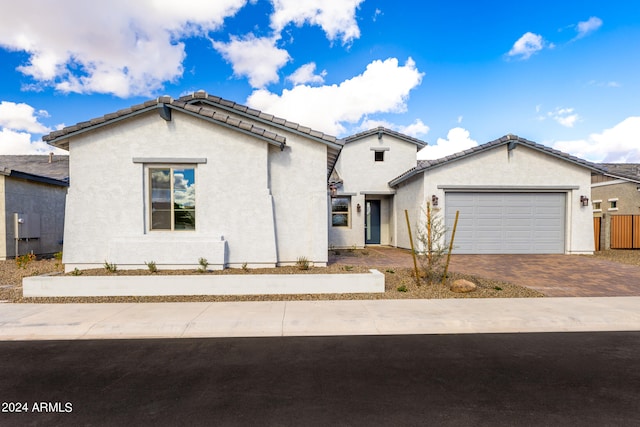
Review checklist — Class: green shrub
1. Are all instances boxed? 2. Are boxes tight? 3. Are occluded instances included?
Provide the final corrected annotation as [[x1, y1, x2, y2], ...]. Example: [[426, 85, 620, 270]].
[[145, 261, 157, 273], [71, 268, 82, 276], [103, 261, 117, 273], [296, 256, 310, 270], [397, 285, 408, 292], [198, 257, 209, 273]]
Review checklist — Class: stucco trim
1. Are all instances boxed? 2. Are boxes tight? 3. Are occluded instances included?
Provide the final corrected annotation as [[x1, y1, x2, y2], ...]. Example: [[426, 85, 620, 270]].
[[359, 190, 396, 195], [370, 147, 390, 151], [133, 157, 207, 164], [437, 185, 579, 191]]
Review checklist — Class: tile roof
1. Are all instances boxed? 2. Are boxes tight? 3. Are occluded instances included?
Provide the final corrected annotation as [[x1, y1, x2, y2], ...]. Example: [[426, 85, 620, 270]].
[[44, 96, 288, 151], [598, 163, 640, 180], [344, 127, 427, 148], [389, 134, 606, 187], [0, 155, 69, 186], [179, 91, 341, 148], [43, 91, 343, 177]]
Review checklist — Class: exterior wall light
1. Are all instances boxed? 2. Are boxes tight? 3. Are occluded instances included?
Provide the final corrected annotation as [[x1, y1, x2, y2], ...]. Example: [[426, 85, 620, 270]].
[[431, 195, 439, 206], [329, 184, 337, 196], [580, 195, 589, 207], [357, 203, 362, 213]]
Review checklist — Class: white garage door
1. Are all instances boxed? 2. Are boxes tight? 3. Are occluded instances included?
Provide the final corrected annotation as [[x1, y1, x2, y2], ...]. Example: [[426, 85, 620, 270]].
[[445, 193, 566, 254]]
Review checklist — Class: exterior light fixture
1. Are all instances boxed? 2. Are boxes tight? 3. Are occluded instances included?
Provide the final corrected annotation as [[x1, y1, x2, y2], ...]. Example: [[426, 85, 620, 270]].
[[580, 195, 589, 207], [431, 195, 439, 206], [329, 184, 337, 196], [357, 203, 361, 213]]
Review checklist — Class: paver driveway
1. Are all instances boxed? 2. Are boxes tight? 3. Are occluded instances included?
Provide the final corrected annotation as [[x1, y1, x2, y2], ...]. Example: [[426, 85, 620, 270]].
[[329, 247, 640, 297]]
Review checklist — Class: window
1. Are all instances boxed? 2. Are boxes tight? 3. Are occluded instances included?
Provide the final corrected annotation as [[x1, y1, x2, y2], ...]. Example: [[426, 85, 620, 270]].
[[374, 151, 384, 162], [608, 198, 618, 211], [331, 197, 350, 227], [150, 167, 196, 230], [593, 200, 602, 211]]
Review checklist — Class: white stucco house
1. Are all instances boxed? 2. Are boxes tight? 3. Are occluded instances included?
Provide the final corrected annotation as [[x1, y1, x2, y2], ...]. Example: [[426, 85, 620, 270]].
[[388, 135, 598, 254], [44, 91, 601, 272], [43, 91, 341, 271]]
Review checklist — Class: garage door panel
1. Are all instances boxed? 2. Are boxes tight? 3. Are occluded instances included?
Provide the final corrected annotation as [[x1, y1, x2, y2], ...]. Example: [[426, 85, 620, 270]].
[[445, 192, 565, 254]]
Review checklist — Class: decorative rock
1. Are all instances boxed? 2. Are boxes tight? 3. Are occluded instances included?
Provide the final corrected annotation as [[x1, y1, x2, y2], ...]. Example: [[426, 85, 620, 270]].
[[450, 279, 477, 293]]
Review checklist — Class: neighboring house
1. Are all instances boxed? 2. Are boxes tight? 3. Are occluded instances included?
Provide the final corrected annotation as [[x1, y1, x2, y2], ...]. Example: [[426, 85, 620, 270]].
[[591, 163, 640, 250], [43, 91, 342, 271], [0, 154, 68, 260], [388, 135, 600, 254], [328, 127, 426, 248]]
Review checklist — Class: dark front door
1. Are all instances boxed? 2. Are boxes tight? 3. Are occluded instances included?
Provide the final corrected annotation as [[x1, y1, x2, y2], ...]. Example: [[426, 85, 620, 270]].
[[365, 200, 381, 244]]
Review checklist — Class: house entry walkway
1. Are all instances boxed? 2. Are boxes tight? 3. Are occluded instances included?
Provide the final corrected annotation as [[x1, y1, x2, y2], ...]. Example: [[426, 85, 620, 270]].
[[328, 246, 640, 297]]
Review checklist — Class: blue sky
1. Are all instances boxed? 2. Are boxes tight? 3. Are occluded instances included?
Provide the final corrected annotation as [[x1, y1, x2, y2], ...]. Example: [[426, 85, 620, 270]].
[[1, 0, 638, 162]]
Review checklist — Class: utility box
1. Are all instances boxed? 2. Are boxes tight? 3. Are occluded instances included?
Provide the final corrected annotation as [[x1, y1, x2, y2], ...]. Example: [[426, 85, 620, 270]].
[[13, 213, 41, 239]]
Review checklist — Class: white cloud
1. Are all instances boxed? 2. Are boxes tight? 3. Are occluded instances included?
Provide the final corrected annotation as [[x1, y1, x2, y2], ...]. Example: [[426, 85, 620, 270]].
[[507, 32, 545, 60], [247, 57, 424, 136], [287, 63, 326, 86], [357, 118, 429, 138], [270, 0, 364, 44], [0, 0, 248, 97], [552, 117, 640, 162], [212, 34, 290, 88], [0, 101, 51, 133], [548, 107, 580, 128], [417, 127, 478, 160], [0, 128, 65, 155], [576, 16, 602, 39]]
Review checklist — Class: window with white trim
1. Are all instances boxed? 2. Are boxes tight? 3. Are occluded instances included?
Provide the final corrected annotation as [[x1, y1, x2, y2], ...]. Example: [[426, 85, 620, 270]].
[[608, 198, 618, 211], [150, 167, 196, 230], [593, 200, 602, 212], [331, 196, 350, 227]]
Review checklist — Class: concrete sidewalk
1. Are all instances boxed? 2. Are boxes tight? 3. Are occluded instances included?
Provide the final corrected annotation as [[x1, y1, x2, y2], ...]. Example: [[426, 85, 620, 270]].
[[1, 297, 640, 340]]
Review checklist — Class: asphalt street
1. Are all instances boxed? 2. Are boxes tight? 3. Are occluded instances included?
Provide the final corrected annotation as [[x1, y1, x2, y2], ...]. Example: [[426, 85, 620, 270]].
[[1, 332, 639, 426]]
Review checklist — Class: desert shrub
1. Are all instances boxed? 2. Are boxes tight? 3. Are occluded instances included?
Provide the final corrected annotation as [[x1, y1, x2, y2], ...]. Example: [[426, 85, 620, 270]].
[[16, 253, 36, 269], [103, 261, 117, 273], [296, 256, 310, 270]]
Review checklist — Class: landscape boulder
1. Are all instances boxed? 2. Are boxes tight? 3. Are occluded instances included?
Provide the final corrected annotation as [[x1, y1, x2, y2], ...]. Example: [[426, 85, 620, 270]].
[[450, 279, 477, 293]]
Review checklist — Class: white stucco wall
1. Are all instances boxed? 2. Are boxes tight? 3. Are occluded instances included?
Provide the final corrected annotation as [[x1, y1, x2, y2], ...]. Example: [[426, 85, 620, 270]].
[[392, 174, 424, 250], [2, 177, 66, 259], [329, 133, 419, 248], [62, 109, 328, 270], [395, 144, 594, 254]]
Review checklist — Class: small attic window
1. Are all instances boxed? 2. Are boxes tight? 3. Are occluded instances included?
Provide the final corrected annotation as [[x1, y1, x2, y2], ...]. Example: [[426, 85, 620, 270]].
[[374, 151, 384, 162]]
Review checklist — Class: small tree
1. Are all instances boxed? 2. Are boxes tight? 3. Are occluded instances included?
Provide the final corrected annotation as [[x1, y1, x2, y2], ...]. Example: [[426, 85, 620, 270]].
[[416, 202, 449, 284]]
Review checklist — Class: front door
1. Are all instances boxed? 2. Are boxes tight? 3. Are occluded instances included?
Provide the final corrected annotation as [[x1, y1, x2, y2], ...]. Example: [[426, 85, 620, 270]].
[[365, 200, 381, 244]]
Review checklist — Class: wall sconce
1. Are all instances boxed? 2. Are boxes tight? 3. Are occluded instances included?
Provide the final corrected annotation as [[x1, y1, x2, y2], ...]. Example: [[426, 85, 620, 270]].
[[431, 195, 439, 206], [357, 203, 361, 213], [580, 195, 589, 207], [329, 184, 337, 196]]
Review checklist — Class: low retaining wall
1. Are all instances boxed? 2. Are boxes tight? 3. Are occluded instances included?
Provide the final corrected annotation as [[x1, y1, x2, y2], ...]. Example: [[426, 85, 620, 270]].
[[23, 270, 385, 297]]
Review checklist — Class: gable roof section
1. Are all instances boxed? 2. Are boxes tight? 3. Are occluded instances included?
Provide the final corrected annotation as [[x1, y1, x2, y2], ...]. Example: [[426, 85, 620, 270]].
[[43, 91, 343, 177], [180, 91, 343, 176], [389, 134, 606, 187], [44, 96, 288, 152], [344, 127, 427, 149], [0, 155, 69, 186]]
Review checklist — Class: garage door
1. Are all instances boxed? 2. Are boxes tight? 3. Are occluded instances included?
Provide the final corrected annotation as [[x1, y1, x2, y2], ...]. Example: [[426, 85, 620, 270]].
[[445, 193, 565, 254]]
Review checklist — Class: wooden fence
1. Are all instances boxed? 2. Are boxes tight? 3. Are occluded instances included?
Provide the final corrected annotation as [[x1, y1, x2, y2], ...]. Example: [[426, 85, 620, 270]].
[[593, 217, 601, 251], [610, 215, 640, 249]]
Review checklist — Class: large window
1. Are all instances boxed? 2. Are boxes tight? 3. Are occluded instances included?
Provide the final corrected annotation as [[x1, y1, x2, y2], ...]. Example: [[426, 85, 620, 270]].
[[331, 197, 350, 227], [150, 167, 196, 230]]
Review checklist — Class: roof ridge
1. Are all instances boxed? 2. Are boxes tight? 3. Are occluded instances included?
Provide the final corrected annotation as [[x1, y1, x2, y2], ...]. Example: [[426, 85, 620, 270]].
[[179, 90, 340, 146], [344, 126, 427, 147], [42, 95, 288, 149]]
